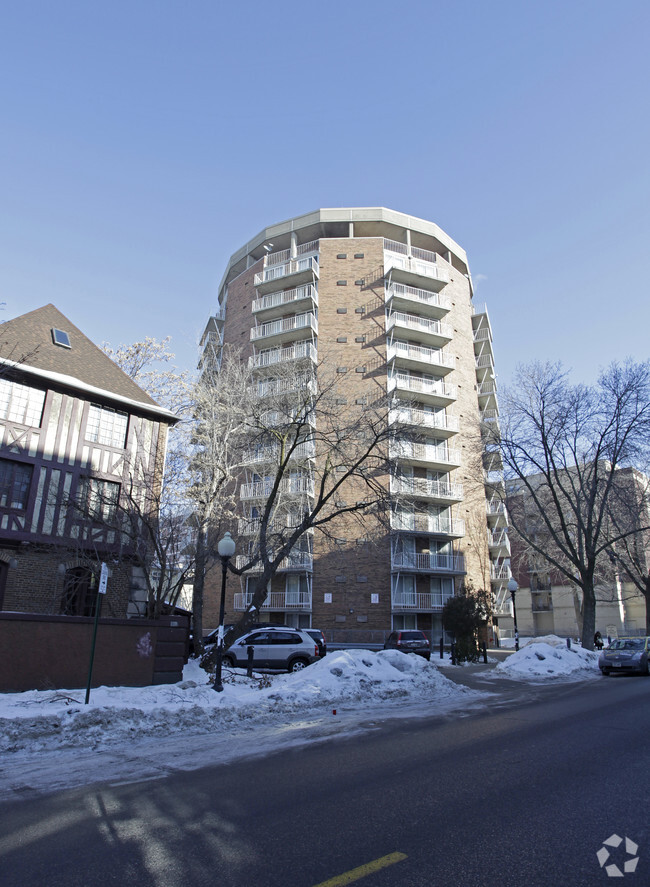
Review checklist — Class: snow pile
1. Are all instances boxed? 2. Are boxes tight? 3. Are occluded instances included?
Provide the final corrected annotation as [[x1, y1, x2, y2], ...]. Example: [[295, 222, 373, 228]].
[[0, 650, 478, 755], [495, 637, 599, 678]]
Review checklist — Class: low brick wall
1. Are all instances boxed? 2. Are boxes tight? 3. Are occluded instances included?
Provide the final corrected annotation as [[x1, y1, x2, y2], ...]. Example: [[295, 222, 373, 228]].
[[0, 612, 189, 692]]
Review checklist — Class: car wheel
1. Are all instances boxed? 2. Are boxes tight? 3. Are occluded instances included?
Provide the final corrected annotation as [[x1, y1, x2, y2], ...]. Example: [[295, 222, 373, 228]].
[[222, 655, 235, 668], [600, 668, 610, 676], [643, 659, 650, 676], [289, 658, 309, 672]]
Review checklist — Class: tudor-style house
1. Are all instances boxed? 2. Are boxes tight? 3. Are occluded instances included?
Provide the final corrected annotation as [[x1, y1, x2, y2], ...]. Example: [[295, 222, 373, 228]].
[[0, 304, 177, 617]]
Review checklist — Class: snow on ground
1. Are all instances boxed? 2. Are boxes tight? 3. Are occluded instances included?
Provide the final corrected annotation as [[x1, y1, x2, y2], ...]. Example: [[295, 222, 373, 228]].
[[0, 641, 600, 799], [0, 650, 479, 757], [494, 636, 600, 679]]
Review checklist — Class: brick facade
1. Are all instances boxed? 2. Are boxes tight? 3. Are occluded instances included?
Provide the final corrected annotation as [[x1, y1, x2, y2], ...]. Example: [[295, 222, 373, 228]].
[[201, 209, 507, 641]]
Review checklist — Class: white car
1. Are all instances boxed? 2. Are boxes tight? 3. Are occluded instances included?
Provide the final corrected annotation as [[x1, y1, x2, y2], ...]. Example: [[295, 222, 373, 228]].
[[222, 627, 320, 672]]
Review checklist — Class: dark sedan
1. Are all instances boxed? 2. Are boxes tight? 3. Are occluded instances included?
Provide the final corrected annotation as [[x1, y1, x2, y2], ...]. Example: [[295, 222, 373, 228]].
[[599, 637, 650, 676], [384, 630, 431, 661]]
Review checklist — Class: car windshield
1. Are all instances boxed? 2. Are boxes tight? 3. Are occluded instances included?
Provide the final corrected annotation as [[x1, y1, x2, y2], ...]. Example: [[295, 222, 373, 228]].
[[610, 638, 644, 650]]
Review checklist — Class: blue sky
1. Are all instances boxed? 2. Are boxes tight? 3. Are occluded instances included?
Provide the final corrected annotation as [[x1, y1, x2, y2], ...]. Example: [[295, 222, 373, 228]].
[[1, 0, 648, 385]]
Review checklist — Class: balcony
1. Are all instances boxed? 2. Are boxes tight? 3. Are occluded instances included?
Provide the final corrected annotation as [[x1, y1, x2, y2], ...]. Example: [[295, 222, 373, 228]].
[[391, 591, 454, 612], [237, 515, 313, 536], [250, 312, 318, 346], [389, 406, 459, 437], [234, 551, 313, 574], [383, 241, 450, 291], [386, 312, 452, 346], [490, 563, 511, 583], [242, 440, 316, 467], [488, 530, 511, 556], [532, 592, 553, 613], [233, 589, 312, 610], [387, 340, 455, 375], [385, 282, 451, 318], [486, 499, 508, 527], [240, 474, 315, 501], [390, 440, 461, 470], [480, 409, 500, 433], [254, 256, 319, 293], [254, 375, 316, 399], [391, 476, 464, 503], [475, 353, 495, 379], [388, 373, 457, 406], [391, 552, 466, 574], [248, 341, 318, 371], [252, 284, 318, 319], [391, 512, 466, 537]]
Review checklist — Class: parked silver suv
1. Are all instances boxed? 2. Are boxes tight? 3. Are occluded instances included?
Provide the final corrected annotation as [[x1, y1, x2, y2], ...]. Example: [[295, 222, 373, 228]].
[[222, 627, 320, 672]]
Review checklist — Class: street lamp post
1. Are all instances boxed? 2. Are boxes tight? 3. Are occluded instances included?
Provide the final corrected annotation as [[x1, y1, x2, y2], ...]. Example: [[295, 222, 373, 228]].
[[507, 577, 519, 651], [213, 531, 236, 692]]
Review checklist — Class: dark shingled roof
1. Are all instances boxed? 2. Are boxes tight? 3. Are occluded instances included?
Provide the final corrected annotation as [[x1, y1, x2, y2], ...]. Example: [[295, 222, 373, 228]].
[[0, 304, 161, 410]]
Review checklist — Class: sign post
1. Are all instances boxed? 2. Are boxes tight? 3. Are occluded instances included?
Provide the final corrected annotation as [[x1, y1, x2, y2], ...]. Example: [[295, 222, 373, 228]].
[[85, 563, 108, 705]]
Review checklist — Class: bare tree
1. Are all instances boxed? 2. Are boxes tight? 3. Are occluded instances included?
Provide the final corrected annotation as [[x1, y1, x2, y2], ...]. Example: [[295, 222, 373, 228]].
[[187, 349, 257, 651], [604, 468, 650, 632], [200, 352, 397, 664], [500, 360, 650, 649]]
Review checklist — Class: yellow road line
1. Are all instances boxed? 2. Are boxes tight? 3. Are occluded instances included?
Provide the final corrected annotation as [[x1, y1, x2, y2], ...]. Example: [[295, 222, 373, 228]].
[[311, 852, 408, 887]]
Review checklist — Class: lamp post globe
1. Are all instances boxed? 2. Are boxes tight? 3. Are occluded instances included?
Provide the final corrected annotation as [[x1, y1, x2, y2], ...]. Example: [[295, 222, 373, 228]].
[[507, 577, 519, 652], [214, 532, 236, 692]]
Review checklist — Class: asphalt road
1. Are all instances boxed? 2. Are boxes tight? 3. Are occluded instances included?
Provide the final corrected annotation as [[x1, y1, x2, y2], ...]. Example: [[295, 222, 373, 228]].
[[1, 671, 649, 887]]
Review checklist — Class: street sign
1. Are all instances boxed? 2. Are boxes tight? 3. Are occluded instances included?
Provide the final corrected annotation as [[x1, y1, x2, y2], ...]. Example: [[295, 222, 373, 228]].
[[98, 562, 108, 595]]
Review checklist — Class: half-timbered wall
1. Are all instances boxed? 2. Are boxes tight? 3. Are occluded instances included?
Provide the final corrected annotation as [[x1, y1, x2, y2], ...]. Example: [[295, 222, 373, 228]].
[[0, 377, 169, 615]]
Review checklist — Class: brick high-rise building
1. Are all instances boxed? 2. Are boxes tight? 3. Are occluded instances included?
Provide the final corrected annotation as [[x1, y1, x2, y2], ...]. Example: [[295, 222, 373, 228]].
[[200, 208, 510, 641]]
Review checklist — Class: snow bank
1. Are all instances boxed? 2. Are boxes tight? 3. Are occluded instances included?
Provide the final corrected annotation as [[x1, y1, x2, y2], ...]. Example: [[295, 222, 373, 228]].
[[495, 636, 599, 678], [0, 650, 478, 755]]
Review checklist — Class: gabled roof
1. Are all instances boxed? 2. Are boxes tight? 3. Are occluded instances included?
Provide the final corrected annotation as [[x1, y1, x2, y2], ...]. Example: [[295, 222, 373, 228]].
[[0, 304, 176, 421]]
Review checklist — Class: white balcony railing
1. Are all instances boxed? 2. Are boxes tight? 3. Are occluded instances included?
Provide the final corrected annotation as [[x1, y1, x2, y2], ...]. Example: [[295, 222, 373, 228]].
[[387, 341, 455, 372], [252, 284, 318, 315], [391, 592, 454, 611], [389, 406, 460, 434], [490, 563, 512, 582], [475, 354, 494, 372], [391, 476, 464, 501], [391, 513, 465, 536], [390, 440, 461, 467], [488, 530, 511, 550], [486, 499, 507, 516], [389, 374, 458, 401], [386, 282, 452, 314], [391, 552, 466, 573], [242, 440, 316, 466], [478, 380, 498, 397], [254, 375, 316, 398], [250, 312, 318, 342], [240, 475, 315, 501], [387, 312, 452, 340], [248, 342, 317, 370], [233, 590, 312, 610], [254, 256, 319, 287], [384, 250, 450, 287], [234, 552, 313, 573], [473, 327, 492, 343]]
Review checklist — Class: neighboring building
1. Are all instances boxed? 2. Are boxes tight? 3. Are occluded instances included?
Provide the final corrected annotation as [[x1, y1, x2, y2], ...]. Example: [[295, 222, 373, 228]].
[[0, 304, 177, 617], [200, 208, 511, 640], [505, 467, 649, 640]]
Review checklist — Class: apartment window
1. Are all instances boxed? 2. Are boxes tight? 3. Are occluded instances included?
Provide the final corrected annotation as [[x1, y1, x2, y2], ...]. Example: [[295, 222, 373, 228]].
[[77, 477, 120, 522], [86, 405, 128, 448], [0, 379, 46, 427], [0, 459, 33, 509]]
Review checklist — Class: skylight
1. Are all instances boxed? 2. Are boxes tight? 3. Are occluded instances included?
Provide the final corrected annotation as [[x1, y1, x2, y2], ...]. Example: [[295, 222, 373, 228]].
[[51, 328, 71, 348]]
